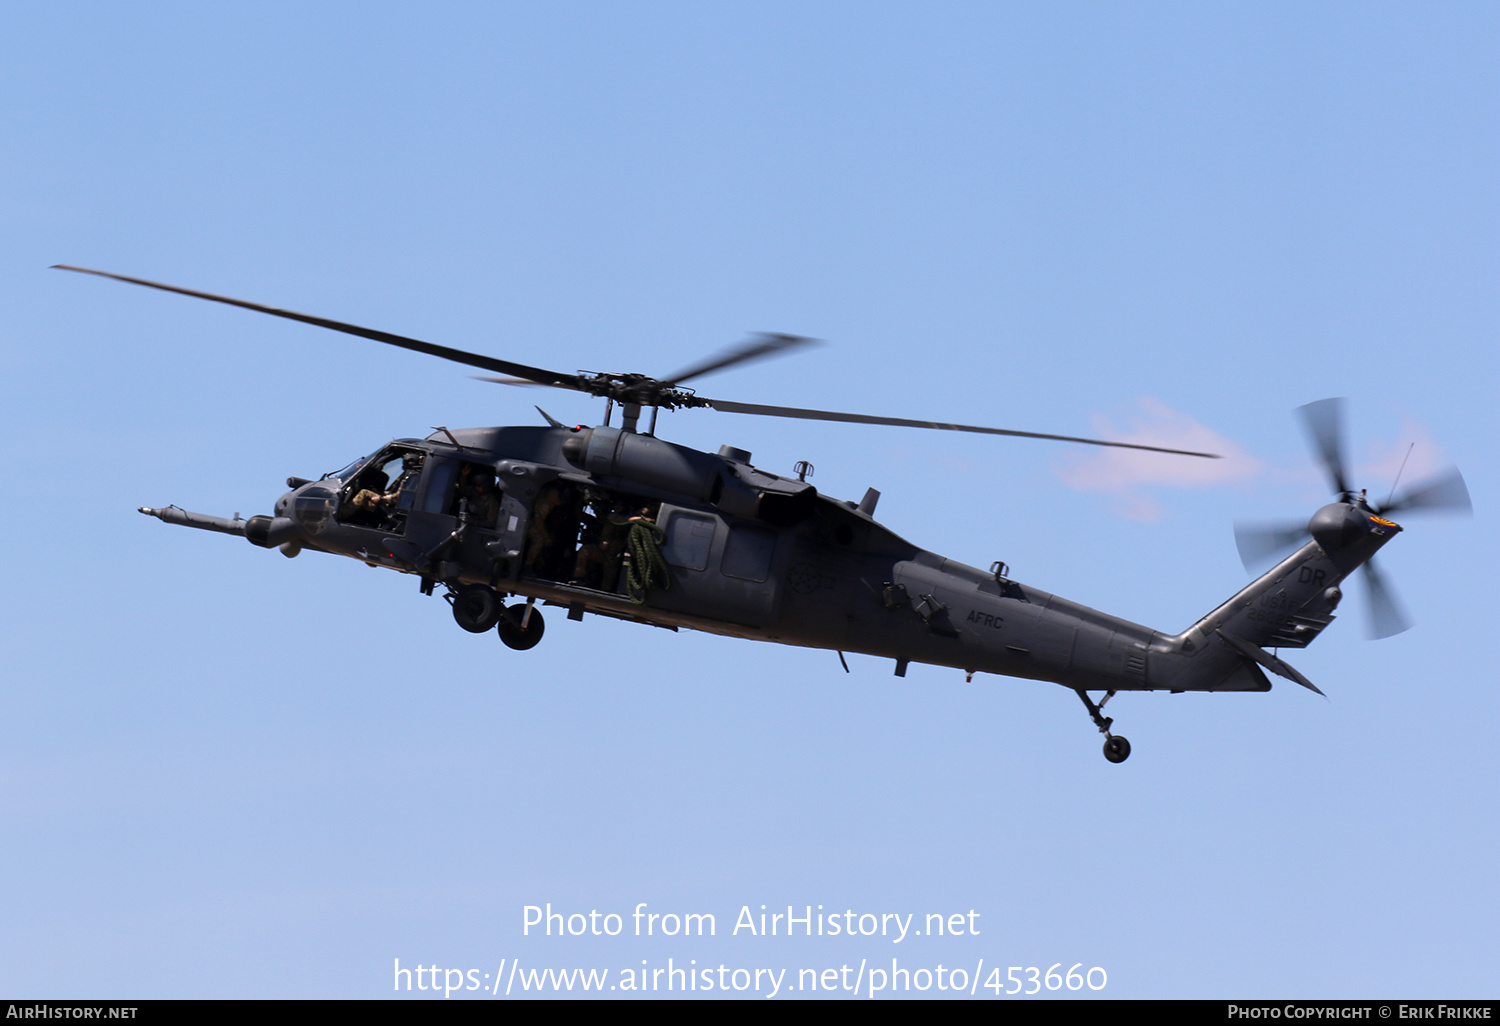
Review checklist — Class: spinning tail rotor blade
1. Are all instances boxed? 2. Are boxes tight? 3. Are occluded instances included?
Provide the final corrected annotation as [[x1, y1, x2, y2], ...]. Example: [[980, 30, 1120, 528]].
[[1378, 466, 1473, 517], [1242, 399, 1466, 644], [1361, 557, 1412, 639], [1233, 520, 1309, 573], [1299, 398, 1352, 500]]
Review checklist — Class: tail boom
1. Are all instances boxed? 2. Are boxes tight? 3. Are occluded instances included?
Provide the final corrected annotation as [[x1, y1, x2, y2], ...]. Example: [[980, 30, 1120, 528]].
[[1147, 503, 1402, 694]]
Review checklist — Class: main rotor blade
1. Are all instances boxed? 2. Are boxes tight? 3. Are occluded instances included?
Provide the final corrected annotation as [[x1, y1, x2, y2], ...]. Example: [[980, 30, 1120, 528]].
[[473, 375, 557, 388], [1378, 466, 1473, 517], [53, 265, 581, 389], [1298, 397, 1352, 499], [703, 398, 1222, 457], [1361, 557, 1412, 639], [662, 333, 821, 387], [1233, 520, 1310, 573]]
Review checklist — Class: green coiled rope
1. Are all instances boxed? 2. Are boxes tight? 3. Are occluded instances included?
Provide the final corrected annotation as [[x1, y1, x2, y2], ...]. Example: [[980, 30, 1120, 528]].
[[625, 520, 672, 604]]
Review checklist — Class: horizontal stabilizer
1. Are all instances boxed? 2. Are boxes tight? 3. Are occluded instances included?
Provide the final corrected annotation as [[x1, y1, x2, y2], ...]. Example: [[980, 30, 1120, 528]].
[[1216, 629, 1325, 697]]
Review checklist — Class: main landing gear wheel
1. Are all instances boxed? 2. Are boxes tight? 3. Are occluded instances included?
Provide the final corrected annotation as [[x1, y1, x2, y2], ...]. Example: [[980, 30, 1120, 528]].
[[1075, 689, 1132, 764], [497, 603, 545, 650], [451, 585, 502, 634]]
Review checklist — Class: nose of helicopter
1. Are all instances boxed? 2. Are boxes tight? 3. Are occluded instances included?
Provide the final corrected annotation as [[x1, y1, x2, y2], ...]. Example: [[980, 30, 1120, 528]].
[[275, 481, 338, 535], [244, 480, 337, 551]]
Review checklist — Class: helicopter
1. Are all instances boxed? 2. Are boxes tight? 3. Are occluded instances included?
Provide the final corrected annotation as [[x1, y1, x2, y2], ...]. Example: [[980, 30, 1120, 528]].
[[58, 265, 1472, 762]]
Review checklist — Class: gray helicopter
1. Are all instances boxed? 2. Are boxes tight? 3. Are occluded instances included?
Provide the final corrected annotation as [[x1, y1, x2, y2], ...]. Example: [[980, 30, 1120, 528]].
[[60, 265, 1471, 762]]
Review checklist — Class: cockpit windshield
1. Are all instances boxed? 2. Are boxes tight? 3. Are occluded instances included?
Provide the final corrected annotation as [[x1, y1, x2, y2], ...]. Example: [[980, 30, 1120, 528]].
[[322, 455, 370, 482]]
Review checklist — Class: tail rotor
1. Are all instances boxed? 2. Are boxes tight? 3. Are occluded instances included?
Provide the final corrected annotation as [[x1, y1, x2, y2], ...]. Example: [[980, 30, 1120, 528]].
[[1232, 398, 1471, 640]]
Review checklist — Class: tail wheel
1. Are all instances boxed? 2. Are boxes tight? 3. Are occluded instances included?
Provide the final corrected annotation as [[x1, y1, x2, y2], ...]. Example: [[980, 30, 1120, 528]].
[[452, 585, 502, 633], [497, 603, 545, 650], [1103, 736, 1131, 764]]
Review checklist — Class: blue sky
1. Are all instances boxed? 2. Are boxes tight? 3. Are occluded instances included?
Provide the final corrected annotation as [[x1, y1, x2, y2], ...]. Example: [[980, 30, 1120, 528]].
[[2, 2, 1495, 999]]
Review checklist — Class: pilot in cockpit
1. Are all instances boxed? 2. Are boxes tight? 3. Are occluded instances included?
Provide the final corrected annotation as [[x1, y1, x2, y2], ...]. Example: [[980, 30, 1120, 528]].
[[348, 451, 423, 523]]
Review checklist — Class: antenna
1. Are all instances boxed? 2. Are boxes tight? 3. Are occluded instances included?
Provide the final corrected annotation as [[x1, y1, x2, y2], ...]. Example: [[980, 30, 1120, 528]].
[[1385, 442, 1415, 511]]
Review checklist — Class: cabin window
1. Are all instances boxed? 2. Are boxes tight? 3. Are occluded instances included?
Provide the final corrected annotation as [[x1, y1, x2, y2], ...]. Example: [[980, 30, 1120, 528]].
[[722, 524, 775, 582], [448, 462, 503, 529], [661, 511, 716, 571]]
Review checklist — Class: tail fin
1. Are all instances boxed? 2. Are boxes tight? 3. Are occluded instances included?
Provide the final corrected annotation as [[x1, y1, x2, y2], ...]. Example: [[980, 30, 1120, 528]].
[[1150, 506, 1400, 694]]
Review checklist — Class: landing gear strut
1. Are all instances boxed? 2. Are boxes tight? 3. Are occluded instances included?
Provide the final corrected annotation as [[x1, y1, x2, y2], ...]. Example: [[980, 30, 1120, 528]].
[[1075, 689, 1131, 764]]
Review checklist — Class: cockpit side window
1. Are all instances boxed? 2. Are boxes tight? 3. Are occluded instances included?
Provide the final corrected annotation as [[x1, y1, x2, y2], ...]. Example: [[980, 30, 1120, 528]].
[[419, 459, 458, 515], [339, 447, 426, 528]]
